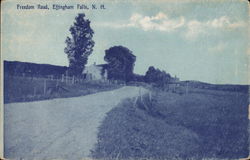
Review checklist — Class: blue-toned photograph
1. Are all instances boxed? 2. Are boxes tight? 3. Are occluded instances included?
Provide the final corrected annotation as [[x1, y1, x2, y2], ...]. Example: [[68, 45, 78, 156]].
[[1, 0, 249, 160]]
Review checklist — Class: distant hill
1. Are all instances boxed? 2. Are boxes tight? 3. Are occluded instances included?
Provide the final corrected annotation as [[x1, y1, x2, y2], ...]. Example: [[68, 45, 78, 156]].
[[178, 80, 249, 93], [4, 60, 68, 77]]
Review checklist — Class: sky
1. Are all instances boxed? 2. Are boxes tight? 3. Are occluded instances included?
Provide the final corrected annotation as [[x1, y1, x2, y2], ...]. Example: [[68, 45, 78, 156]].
[[1, 0, 249, 84]]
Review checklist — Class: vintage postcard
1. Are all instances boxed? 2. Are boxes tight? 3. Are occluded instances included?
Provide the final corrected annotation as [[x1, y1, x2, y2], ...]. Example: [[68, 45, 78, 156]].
[[1, 0, 249, 159]]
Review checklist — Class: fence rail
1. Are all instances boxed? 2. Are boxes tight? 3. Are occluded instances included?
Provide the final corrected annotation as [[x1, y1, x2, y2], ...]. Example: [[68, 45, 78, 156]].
[[5, 74, 115, 85], [4, 74, 126, 103]]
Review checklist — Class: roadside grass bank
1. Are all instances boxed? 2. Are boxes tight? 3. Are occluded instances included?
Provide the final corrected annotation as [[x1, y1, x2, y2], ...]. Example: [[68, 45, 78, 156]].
[[91, 88, 249, 160], [4, 76, 121, 103]]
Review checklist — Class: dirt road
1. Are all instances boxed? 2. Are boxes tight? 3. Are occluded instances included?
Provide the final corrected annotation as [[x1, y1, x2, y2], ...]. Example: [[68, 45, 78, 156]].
[[4, 86, 148, 160]]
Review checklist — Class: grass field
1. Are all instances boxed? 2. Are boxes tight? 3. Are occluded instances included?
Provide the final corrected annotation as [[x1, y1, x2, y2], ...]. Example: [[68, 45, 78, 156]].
[[4, 76, 121, 103], [91, 87, 249, 160]]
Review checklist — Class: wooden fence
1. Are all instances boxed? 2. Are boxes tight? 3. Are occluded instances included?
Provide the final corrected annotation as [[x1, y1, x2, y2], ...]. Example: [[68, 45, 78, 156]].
[[5, 74, 126, 95], [4, 74, 128, 103]]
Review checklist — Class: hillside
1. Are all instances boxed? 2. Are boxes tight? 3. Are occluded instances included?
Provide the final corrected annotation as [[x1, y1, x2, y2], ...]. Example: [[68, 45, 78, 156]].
[[4, 60, 68, 77], [176, 80, 249, 93]]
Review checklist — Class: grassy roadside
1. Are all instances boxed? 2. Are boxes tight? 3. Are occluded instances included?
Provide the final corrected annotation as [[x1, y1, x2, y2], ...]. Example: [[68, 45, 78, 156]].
[[4, 76, 121, 103], [91, 88, 249, 160]]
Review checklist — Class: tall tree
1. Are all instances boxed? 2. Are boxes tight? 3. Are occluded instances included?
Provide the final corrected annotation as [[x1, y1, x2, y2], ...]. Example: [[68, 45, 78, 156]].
[[104, 46, 136, 82], [64, 13, 94, 76]]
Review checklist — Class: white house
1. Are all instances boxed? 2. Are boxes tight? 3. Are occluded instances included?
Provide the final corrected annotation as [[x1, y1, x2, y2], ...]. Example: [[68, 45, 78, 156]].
[[82, 63, 108, 81]]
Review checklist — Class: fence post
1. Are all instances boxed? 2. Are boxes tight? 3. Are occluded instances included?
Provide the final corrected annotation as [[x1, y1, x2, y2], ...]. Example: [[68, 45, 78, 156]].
[[186, 82, 189, 94], [72, 76, 75, 84], [133, 96, 138, 108], [149, 92, 152, 102], [34, 87, 36, 96], [43, 79, 47, 95], [139, 87, 142, 101], [61, 74, 64, 82]]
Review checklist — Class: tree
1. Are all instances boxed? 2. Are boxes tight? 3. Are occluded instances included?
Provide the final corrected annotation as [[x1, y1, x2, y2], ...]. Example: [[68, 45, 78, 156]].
[[104, 46, 136, 82], [144, 66, 157, 83], [132, 74, 145, 82], [144, 66, 171, 87], [64, 13, 94, 76]]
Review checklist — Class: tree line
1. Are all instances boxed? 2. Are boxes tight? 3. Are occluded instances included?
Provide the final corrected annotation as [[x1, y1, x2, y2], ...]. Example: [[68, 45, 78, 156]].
[[65, 13, 176, 86]]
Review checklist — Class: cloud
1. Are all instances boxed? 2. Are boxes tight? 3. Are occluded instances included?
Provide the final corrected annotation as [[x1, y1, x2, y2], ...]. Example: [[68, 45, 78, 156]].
[[97, 12, 246, 40], [98, 12, 185, 32], [184, 16, 246, 40], [128, 12, 185, 32], [208, 42, 227, 53], [184, 20, 205, 40], [207, 16, 245, 29]]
